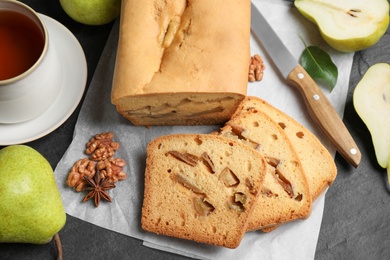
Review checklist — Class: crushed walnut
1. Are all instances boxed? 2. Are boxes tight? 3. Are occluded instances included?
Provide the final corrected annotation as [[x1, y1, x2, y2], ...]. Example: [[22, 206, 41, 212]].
[[66, 132, 127, 207], [248, 54, 266, 82]]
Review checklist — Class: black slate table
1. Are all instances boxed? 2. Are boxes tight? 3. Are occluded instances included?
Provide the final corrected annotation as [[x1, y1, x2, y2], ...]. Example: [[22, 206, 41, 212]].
[[1, 1, 390, 259]]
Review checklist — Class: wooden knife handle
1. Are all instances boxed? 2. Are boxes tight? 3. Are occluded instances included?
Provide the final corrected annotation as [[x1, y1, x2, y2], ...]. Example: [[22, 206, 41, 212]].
[[287, 65, 361, 167]]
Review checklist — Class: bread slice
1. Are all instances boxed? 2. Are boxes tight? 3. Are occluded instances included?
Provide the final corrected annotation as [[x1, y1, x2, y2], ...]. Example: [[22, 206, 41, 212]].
[[141, 134, 267, 248], [111, 0, 251, 126], [231, 96, 337, 232], [233, 96, 337, 201], [219, 110, 312, 231]]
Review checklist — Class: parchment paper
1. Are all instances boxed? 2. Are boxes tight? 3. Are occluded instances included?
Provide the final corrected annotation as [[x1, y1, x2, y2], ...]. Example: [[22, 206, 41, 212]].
[[54, 0, 354, 259]]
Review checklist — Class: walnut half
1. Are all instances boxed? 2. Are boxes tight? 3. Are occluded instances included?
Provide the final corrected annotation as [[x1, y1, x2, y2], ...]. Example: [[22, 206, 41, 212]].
[[248, 54, 266, 82], [86, 132, 120, 161], [96, 158, 127, 183], [66, 158, 96, 192]]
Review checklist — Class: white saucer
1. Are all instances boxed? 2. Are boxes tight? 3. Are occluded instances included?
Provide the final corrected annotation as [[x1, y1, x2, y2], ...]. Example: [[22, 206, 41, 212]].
[[0, 14, 87, 145]]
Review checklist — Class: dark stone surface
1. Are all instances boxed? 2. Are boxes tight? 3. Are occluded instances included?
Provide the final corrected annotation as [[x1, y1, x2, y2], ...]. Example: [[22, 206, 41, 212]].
[[1, 1, 390, 259]]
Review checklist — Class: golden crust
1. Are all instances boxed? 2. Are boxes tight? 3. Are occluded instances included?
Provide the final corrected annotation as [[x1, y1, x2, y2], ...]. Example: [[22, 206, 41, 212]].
[[111, 0, 251, 126]]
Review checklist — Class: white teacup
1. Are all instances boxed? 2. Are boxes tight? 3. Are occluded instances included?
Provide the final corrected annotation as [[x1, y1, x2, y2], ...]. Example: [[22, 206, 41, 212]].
[[0, 0, 62, 124]]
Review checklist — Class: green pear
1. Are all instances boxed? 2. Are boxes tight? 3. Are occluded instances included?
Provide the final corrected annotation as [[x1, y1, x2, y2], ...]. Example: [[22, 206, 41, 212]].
[[0, 145, 66, 244], [59, 0, 121, 26], [353, 63, 390, 186], [295, 0, 390, 52]]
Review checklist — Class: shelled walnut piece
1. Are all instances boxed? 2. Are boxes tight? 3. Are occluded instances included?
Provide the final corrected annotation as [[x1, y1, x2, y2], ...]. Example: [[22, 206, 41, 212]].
[[86, 132, 120, 161], [66, 158, 96, 192], [97, 158, 127, 183], [65, 132, 127, 207], [248, 54, 266, 82]]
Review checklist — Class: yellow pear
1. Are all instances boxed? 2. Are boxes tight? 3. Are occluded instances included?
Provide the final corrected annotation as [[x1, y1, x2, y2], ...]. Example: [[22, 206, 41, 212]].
[[295, 0, 389, 52]]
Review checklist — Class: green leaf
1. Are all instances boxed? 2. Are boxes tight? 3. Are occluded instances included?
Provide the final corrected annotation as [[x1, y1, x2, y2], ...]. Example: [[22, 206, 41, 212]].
[[300, 45, 338, 92]]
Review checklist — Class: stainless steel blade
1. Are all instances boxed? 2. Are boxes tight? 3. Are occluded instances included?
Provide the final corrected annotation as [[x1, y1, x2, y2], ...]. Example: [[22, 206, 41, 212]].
[[250, 3, 297, 79], [250, 2, 361, 167]]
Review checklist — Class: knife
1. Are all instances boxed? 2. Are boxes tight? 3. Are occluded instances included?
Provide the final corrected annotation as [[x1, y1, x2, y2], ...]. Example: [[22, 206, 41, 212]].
[[250, 3, 361, 167]]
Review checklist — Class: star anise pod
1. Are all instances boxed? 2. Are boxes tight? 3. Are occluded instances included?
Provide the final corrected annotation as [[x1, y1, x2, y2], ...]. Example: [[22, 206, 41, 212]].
[[83, 172, 116, 207]]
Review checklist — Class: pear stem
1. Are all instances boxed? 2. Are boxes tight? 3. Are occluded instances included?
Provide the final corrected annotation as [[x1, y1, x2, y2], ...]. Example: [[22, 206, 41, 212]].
[[54, 233, 63, 260]]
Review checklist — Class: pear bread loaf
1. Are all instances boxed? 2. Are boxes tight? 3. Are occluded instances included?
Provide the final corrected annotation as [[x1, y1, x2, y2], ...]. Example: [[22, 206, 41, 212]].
[[219, 110, 312, 231], [233, 96, 337, 201], [141, 134, 268, 248], [111, 0, 251, 126]]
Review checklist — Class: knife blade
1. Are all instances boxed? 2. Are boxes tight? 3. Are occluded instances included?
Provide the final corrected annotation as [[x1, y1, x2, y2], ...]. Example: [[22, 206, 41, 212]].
[[250, 3, 361, 167]]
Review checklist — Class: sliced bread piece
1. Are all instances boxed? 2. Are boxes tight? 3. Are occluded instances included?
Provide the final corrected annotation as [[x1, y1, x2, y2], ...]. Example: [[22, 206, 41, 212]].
[[232, 96, 337, 232], [233, 96, 337, 201], [141, 134, 267, 248], [220, 110, 312, 231]]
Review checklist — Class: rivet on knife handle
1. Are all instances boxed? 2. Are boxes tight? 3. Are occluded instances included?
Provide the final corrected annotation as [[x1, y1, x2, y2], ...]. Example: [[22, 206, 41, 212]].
[[287, 65, 361, 167]]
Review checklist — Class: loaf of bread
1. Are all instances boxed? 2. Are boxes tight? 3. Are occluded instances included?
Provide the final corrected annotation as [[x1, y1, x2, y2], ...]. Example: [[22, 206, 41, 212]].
[[111, 0, 251, 126], [141, 134, 267, 248], [219, 110, 312, 231], [233, 96, 337, 201]]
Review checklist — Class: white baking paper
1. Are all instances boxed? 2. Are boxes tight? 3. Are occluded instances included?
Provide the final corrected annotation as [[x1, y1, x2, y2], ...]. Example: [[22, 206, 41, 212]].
[[54, 0, 354, 259]]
